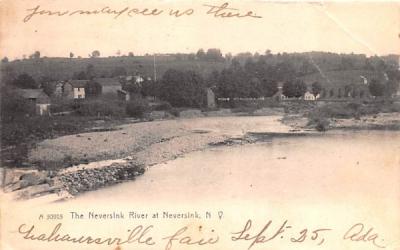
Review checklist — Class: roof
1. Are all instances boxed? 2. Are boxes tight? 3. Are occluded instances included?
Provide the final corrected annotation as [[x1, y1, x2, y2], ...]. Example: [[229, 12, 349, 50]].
[[93, 78, 121, 87], [16, 89, 48, 99], [67, 80, 89, 88]]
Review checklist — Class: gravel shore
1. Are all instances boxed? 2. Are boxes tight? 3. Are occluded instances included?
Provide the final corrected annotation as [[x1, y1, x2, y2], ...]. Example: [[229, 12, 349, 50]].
[[29, 116, 293, 167], [3, 115, 296, 200]]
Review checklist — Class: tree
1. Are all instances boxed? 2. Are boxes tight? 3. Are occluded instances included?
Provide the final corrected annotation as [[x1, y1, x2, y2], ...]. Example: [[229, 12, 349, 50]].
[[160, 69, 206, 107], [111, 66, 127, 77], [321, 88, 326, 98], [311, 81, 322, 97], [196, 49, 205, 60], [1, 57, 9, 63], [206, 70, 220, 88], [69, 52, 74, 59], [205, 48, 223, 61], [12, 73, 38, 89], [1, 87, 32, 121], [247, 77, 263, 98], [128, 52, 134, 57], [2, 65, 16, 85], [368, 79, 385, 97], [86, 64, 96, 79], [225, 53, 232, 62], [73, 71, 88, 80], [299, 60, 314, 75], [364, 58, 374, 70], [274, 61, 296, 82], [385, 80, 399, 97], [91, 50, 100, 58], [344, 84, 353, 98], [340, 56, 354, 70], [376, 60, 386, 71], [261, 78, 278, 97], [141, 78, 159, 97], [282, 79, 307, 98], [40, 76, 55, 96], [30, 51, 40, 59]]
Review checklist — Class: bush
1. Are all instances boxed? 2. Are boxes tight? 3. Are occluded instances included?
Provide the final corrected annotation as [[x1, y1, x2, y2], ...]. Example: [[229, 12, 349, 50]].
[[75, 99, 125, 117], [50, 98, 75, 113], [1, 87, 33, 121], [126, 98, 150, 118], [168, 108, 180, 117], [313, 118, 330, 131], [152, 101, 172, 111]]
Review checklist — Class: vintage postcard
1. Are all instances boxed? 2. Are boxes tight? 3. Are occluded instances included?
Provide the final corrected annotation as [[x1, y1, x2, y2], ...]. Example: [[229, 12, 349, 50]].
[[0, 0, 399, 249]]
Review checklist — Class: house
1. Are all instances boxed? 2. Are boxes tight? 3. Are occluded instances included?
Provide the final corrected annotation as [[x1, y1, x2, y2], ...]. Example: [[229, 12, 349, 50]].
[[93, 78, 122, 95], [303, 91, 318, 101], [67, 80, 88, 99], [16, 89, 51, 115], [54, 80, 88, 99], [273, 84, 288, 101]]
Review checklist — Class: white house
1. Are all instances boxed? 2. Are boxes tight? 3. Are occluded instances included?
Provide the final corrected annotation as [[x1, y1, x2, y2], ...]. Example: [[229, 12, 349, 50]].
[[68, 80, 88, 99], [303, 91, 319, 101]]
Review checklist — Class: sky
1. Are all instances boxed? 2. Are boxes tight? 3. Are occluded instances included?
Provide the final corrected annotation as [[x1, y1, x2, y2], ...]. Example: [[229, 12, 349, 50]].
[[0, 0, 399, 59]]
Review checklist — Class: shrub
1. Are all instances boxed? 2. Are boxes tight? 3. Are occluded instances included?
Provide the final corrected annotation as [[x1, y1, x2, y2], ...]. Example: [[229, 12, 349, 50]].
[[1, 87, 33, 121], [168, 108, 180, 117], [152, 101, 172, 111], [126, 98, 150, 118], [315, 118, 329, 131], [50, 98, 75, 113], [75, 99, 125, 117]]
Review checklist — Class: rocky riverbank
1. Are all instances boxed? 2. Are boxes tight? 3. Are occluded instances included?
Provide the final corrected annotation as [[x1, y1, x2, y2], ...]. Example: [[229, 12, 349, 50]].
[[2, 115, 298, 201], [3, 111, 399, 201], [1, 161, 145, 200]]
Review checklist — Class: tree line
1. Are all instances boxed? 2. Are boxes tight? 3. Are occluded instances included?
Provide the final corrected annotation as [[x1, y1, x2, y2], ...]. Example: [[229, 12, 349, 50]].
[[2, 51, 399, 109]]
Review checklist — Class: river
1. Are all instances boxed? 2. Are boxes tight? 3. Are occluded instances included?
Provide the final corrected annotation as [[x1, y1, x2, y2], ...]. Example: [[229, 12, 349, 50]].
[[3, 130, 400, 250], [76, 130, 400, 206]]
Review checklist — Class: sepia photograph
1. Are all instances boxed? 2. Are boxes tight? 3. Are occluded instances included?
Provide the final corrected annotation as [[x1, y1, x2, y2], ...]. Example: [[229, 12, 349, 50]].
[[0, 0, 399, 249]]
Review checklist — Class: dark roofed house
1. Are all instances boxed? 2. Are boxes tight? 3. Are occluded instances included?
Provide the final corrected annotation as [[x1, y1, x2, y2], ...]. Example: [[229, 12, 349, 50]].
[[93, 78, 122, 95], [16, 89, 51, 115]]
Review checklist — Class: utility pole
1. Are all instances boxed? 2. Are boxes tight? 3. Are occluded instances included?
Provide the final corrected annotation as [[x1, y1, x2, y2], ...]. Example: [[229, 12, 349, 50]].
[[153, 54, 157, 81]]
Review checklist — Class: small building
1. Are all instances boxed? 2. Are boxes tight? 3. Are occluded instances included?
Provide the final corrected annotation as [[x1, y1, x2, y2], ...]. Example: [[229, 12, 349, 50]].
[[67, 80, 88, 99], [303, 91, 318, 101], [54, 80, 89, 99], [206, 88, 216, 108], [93, 78, 122, 95], [16, 89, 51, 115], [272, 85, 288, 101]]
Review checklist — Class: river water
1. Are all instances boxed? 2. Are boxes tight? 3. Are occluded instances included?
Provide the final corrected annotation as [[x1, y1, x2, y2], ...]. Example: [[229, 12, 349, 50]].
[[76, 130, 400, 206], [3, 130, 400, 250]]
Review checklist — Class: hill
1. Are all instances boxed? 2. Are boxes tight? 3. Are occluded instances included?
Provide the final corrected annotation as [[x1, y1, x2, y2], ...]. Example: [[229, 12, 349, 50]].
[[1, 56, 229, 82], [300, 69, 386, 88]]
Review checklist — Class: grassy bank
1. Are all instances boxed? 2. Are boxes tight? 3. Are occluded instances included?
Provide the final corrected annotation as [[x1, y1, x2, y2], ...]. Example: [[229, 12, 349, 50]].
[[1, 116, 126, 168], [307, 101, 400, 131]]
